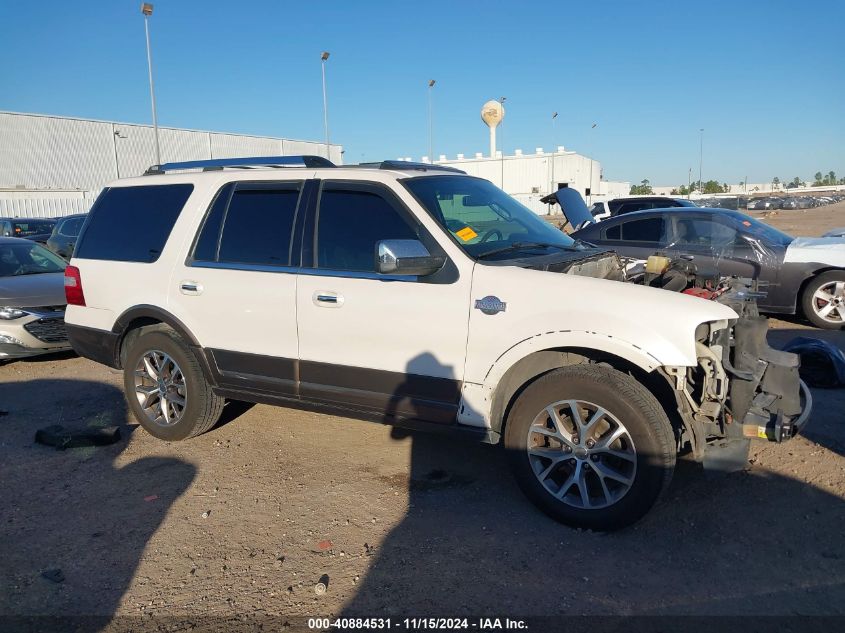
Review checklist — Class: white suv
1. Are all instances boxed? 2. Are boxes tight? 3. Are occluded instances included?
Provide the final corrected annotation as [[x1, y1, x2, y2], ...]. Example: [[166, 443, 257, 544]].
[[64, 156, 810, 530]]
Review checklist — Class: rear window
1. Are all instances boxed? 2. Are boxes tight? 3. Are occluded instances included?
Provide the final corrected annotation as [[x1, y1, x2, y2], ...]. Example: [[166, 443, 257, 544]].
[[59, 216, 85, 237], [76, 184, 193, 262], [11, 220, 55, 236]]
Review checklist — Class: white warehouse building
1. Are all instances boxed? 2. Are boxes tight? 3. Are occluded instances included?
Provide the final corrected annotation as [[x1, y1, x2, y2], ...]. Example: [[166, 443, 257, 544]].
[[0, 111, 343, 218], [429, 148, 628, 215]]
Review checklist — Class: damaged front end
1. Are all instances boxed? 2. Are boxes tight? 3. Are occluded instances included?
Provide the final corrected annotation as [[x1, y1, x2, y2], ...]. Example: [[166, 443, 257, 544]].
[[663, 286, 811, 468]]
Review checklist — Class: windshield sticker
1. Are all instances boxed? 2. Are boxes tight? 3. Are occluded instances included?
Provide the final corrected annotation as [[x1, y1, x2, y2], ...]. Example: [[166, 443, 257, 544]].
[[456, 226, 478, 242]]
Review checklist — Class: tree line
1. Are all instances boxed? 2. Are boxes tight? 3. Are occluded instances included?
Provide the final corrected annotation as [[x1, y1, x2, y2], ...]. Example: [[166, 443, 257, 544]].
[[631, 171, 843, 196]]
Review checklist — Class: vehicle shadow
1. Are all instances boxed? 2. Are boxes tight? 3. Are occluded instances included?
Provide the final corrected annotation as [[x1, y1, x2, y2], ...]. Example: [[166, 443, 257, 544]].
[[341, 353, 845, 618], [0, 379, 196, 629]]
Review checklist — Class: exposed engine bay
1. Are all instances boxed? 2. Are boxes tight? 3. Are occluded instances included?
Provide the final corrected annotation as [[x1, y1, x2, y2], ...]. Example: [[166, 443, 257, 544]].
[[524, 247, 811, 464]]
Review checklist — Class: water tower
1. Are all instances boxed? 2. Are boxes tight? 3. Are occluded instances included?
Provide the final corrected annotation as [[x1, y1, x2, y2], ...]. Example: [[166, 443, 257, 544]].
[[481, 100, 505, 158]]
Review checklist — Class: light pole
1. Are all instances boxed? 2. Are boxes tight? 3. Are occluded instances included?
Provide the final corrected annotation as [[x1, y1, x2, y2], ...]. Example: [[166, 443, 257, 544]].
[[321, 51, 331, 159], [427, 79, 435, 162], [698, 128, 704, 194], [141, 3, 161, 166], [499, 97, 506, 189], [588, 123, 597, 204], [688, 168, 692, 199], [550, 112, 558, 199]]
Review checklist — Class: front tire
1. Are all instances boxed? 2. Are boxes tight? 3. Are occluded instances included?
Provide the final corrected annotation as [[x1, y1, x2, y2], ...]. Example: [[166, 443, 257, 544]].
[[123, 328, 224, 441], [802, 271, 845, 329], [504, 364, 676, 531]]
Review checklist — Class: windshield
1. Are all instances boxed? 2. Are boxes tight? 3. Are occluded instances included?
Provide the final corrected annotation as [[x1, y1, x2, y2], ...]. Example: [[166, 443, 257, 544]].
[[0, 241, 67, 276], [10, 220, 55, 237], [725, 211, 794, 246], [403, 176, 579, 259]]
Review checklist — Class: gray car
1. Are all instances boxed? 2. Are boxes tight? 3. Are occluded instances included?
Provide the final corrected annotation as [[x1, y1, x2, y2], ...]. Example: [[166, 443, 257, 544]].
[[0, 237, 71, 360], [46, 213, 87, 260]]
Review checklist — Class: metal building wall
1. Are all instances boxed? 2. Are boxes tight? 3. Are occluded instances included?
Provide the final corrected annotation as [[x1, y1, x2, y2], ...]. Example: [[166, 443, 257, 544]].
[[0, 111, 343, 195], [436, 150, 601, 214]]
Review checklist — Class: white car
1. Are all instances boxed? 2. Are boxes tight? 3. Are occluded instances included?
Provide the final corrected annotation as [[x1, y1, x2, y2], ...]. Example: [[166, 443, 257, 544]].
[[64, 156, 810, 530]]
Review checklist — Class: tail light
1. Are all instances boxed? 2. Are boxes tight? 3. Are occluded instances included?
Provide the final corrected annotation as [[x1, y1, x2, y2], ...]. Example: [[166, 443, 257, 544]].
[[64, 265, 86, 306]]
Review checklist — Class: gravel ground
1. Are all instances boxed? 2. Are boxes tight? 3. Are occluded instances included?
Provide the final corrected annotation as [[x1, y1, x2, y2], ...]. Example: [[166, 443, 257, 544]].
[[1, 203, 843, 627]]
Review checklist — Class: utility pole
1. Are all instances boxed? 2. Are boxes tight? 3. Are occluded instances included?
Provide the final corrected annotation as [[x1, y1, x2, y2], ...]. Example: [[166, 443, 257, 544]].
[[141, 3, 161, 165], [428, 80, 436, 162], [551, 112, 558, 197], [698, 128, 704, 195], [321, 51, 331, 159]]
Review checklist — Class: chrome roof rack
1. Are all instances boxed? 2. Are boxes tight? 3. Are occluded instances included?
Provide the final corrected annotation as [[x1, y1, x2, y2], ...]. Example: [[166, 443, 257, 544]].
[[144, 155, 335, 175]]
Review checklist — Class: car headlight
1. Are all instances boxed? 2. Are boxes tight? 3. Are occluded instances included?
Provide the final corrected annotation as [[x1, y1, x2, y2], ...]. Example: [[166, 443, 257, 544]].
[[0, 307, 28, 320]]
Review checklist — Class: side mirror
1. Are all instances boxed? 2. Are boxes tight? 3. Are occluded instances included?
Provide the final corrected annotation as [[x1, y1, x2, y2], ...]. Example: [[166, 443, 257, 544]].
[[376, 239, 445, 277]]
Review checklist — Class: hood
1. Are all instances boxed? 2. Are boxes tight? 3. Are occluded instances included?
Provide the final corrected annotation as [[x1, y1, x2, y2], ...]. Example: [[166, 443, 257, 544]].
[[469, 263, 738, 369], [0, 272, 67, 308], [784, 237, 845, 267], [540, 189, 596, 229]]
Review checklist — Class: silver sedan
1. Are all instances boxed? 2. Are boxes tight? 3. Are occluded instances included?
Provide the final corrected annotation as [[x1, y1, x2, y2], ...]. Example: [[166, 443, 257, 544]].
[[0, 237, 71, 360]]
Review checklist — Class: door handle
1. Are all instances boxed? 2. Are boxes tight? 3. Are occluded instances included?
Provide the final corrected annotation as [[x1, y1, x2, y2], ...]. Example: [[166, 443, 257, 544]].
[[313, 290, 344, 307], [180, 281, 203, 295]]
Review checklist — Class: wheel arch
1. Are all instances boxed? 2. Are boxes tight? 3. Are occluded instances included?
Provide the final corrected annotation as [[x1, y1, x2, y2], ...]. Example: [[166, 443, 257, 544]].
[[112, 305, 202, 369], [488, 345, 680, 440]]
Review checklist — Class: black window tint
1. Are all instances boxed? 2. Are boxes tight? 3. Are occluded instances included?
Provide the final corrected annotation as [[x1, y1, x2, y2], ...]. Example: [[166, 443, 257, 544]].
[[622, 217, 665, 242], [192, 184, 233, 262], [59, 217, 84, 237], [75, 184, 193, 262], [317, 189, 417, 272], [617, 202, 652, 215], [605, 225, 621, 240], [218, 187, 300, 266]]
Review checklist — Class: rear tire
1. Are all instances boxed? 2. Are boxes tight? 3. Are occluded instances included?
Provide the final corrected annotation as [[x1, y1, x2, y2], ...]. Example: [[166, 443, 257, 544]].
[[802, 271, 845, 329], [123, 328, 223, 441], [504, 364, 675, 531]]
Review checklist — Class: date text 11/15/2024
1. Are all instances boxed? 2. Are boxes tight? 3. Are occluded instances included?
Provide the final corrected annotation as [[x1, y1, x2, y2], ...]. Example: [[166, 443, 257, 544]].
[[308, 617, 529, 630]]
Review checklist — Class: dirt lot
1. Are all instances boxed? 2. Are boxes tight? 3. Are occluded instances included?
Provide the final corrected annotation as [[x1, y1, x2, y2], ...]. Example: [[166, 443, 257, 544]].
[[1, 203, 844, 628]]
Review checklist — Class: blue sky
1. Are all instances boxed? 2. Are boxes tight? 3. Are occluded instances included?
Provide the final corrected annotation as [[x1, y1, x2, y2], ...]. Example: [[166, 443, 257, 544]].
[[3, 0, 843, 185]]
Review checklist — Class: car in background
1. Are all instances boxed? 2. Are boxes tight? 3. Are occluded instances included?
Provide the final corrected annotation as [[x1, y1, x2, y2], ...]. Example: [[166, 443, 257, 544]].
[[573, 208, 845, 328], [546, 190, 845, 329], [0, 218, 57, 244], [585, 196, 695, 221], [781, 198, 799, 210], [823, 228, 845, 238], [0, 237, 70, 361], [746, 198, 780, 211], [46, 213, 87, 260]]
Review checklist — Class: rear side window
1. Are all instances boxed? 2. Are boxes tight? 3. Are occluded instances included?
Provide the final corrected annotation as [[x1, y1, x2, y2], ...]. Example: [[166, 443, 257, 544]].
[[621, 217, 665, 242], [59, 217, 85, 237], [217, 186, 301, 266], [76, 184, 193, 262], [615, 202, 653, 215], [192, 184, 234, 262], [604, 225, 621, 240]]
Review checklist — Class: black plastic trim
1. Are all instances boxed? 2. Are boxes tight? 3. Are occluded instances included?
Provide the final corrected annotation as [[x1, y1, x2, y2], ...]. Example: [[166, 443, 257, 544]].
[[66, 323, 121, 368], [112, 305, 201, 346]]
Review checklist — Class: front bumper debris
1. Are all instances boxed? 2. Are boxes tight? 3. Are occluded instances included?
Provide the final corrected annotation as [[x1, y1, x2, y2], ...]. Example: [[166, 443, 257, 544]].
[[722, 315, 812, 443]]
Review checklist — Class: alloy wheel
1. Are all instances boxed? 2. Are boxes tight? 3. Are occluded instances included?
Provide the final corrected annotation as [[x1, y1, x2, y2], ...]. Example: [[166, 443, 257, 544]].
[[134, 349, 188, 427], [813, 281, 845, 324], [527, 399, 637, 509]]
